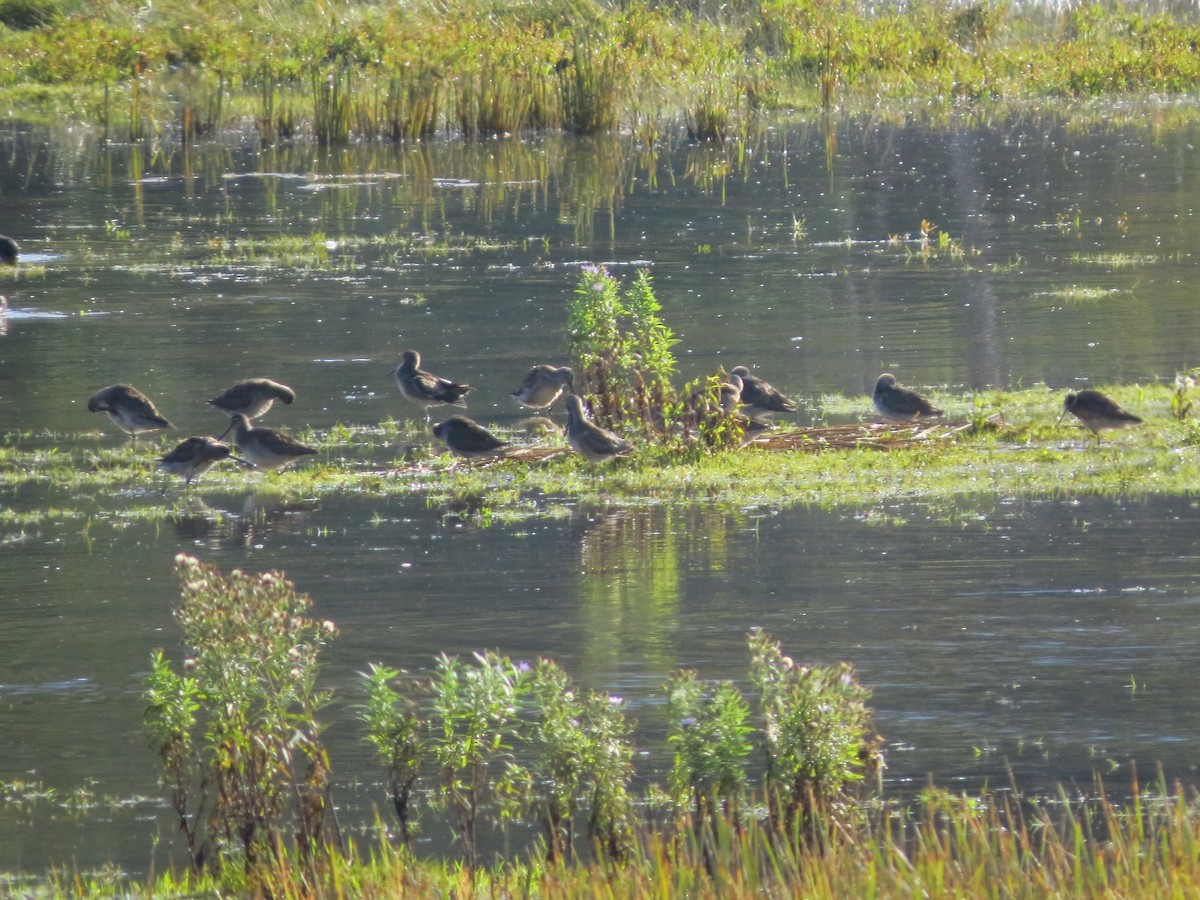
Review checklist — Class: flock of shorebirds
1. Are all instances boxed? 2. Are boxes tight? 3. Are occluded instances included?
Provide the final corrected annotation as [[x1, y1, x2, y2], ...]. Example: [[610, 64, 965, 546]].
[[4, 231, 1145, 484], [81, 345, 1147, 488]]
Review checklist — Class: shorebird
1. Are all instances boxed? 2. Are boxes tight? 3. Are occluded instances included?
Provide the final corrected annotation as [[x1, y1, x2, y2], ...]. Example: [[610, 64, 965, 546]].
[[564, 394, 632, 463], [87, 384, 174, 439], [432, 415, 511, 459], [158, 436, 235, 485], [720, 373, 743, 413], [0, 236, 18, 265], [219, 414, 317, 470], [511, 365, 574, 412], [392, 349, 471, 419], [872, 373, 943, 422], [207, 378, 295, 419], [1060, 389, 1143, 438], [729, 365, 798, 419]]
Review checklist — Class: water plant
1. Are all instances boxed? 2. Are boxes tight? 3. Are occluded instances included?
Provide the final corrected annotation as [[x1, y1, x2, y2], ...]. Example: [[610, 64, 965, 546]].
[[747, 629, 876, 831], [665, 669, 754, 851], [567, 265, 678, 437], [143, 554, 339, 873], [425, 651, 530, 869], [359, 663, 424, 848], [524, 658, 636, 863]]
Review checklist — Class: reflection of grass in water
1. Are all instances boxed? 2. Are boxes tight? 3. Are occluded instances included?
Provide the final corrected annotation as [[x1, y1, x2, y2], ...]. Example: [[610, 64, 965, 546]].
[[1068, 252, 1159, 267], [1035, 285, 1129, 302]]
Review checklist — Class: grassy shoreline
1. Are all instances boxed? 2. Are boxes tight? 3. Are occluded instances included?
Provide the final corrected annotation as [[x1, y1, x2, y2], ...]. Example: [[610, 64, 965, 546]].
[[1, 381, 1196, 530], [3, 1, 1200, 142]]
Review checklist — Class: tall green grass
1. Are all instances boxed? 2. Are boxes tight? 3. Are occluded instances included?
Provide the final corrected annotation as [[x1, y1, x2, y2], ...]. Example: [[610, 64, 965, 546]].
[[4, 1, 1200, 143]]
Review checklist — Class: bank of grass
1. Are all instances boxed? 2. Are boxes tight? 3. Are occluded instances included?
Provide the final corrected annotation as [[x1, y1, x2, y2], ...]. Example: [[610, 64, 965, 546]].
[[2, 1, 1200, 140], [18, 772, 1200, 897], [0, 381, 1196, 530]]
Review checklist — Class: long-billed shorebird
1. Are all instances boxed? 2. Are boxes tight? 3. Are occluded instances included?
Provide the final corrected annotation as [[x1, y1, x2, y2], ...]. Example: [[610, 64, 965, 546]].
[[729, 365, 798, 419], [392, 349, 472, 419], [432, 415, 511, 459], [207, 378, 295, 419], [0, 236, 18, 265], [1061, 389, 1143, 439], [564, 394, 632, 463], [219, 414, 316, 470], [872, 373, 943, 423], [87, 384, 174, 439], [511, 365, 574, 413], [158, 436, 235, 485]]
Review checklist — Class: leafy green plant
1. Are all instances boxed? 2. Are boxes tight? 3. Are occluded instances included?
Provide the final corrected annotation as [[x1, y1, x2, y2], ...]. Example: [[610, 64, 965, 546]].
[[359, 663, 424, 847], [665, 669, 753, 836], [567, 265, 679, 437], [523, 658, 636, 863], [427, 651, 529, 869], [677, 371, 748, 453], [747, 629, 877, 831], [143, 555, 339, 873]]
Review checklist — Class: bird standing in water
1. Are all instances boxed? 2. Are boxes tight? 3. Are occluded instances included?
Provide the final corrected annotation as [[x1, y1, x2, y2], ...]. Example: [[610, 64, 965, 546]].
[[158, 436, 235, 486], [564, 394, 632, 463], [220, 414, 317, 470], [511, 365, 574, 413], [87, 384, 174, 440], [392, 350, 472, 420], [1060, 389, 1143, 439], [0, 236, 18, 265], [207, 378, 296, 420], [872, 373, 943, 423]]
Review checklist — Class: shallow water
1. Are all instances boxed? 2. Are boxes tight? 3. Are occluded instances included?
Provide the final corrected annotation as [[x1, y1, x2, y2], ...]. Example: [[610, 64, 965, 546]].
[[4, 105, 1200, 872]]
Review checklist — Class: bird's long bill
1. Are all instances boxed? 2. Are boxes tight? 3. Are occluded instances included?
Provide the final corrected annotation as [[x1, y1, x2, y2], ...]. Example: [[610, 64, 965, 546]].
[[229, 453, 255, 468], [217, 421, 235, 441], [1056, 408, 1068, 426]]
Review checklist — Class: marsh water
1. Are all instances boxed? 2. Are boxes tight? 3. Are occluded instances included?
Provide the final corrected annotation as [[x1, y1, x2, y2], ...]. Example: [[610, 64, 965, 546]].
[[4, 103, 1200, 872]]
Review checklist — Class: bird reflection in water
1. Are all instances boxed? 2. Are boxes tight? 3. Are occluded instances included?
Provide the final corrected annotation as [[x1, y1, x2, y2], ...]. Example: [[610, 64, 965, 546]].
[[169, 492, 319, 549]]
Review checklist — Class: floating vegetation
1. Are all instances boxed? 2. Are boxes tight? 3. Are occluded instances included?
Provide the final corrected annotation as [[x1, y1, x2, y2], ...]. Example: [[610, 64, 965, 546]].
[[1068, 252, 1161, 268], [748, 421, 974, 452], [1035, 284, 1131, 302], [1, 380, 1197, 532]]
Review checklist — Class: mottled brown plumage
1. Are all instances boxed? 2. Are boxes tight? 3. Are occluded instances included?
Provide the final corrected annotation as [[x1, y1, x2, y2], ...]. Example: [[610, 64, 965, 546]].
[[158, 436, 234, 485], [511, 365, 574, 412], [564, 395, 632, 463], [87, 384, 174, 439], [220, 414, 316, 470], [392, 350, 471, 418], [208, 378, 295, 419], [432, 415, 511, 459], [872, 373, 943, 422]]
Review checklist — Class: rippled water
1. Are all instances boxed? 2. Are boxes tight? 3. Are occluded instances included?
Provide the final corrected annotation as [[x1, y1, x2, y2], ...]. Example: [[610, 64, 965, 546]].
[[4, 105, 1200, 872]]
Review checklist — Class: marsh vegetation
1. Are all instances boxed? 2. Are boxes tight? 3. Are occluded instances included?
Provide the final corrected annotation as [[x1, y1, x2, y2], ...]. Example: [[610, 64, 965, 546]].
[[3, 1, 1200, 142]]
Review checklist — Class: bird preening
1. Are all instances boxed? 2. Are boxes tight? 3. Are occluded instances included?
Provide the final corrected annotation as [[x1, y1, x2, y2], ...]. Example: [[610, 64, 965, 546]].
[[207, 378, 296, 420], [87, 384, 174, 440], [872, 373, 944, 423]]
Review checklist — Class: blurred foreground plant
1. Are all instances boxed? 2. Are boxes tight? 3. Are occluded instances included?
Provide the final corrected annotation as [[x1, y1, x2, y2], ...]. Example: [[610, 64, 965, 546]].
[[144, 555, 339, 873]]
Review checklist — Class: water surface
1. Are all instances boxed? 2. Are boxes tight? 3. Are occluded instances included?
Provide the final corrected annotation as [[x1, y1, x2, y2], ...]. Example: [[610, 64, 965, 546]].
[[3, 105, 1200, 872]]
